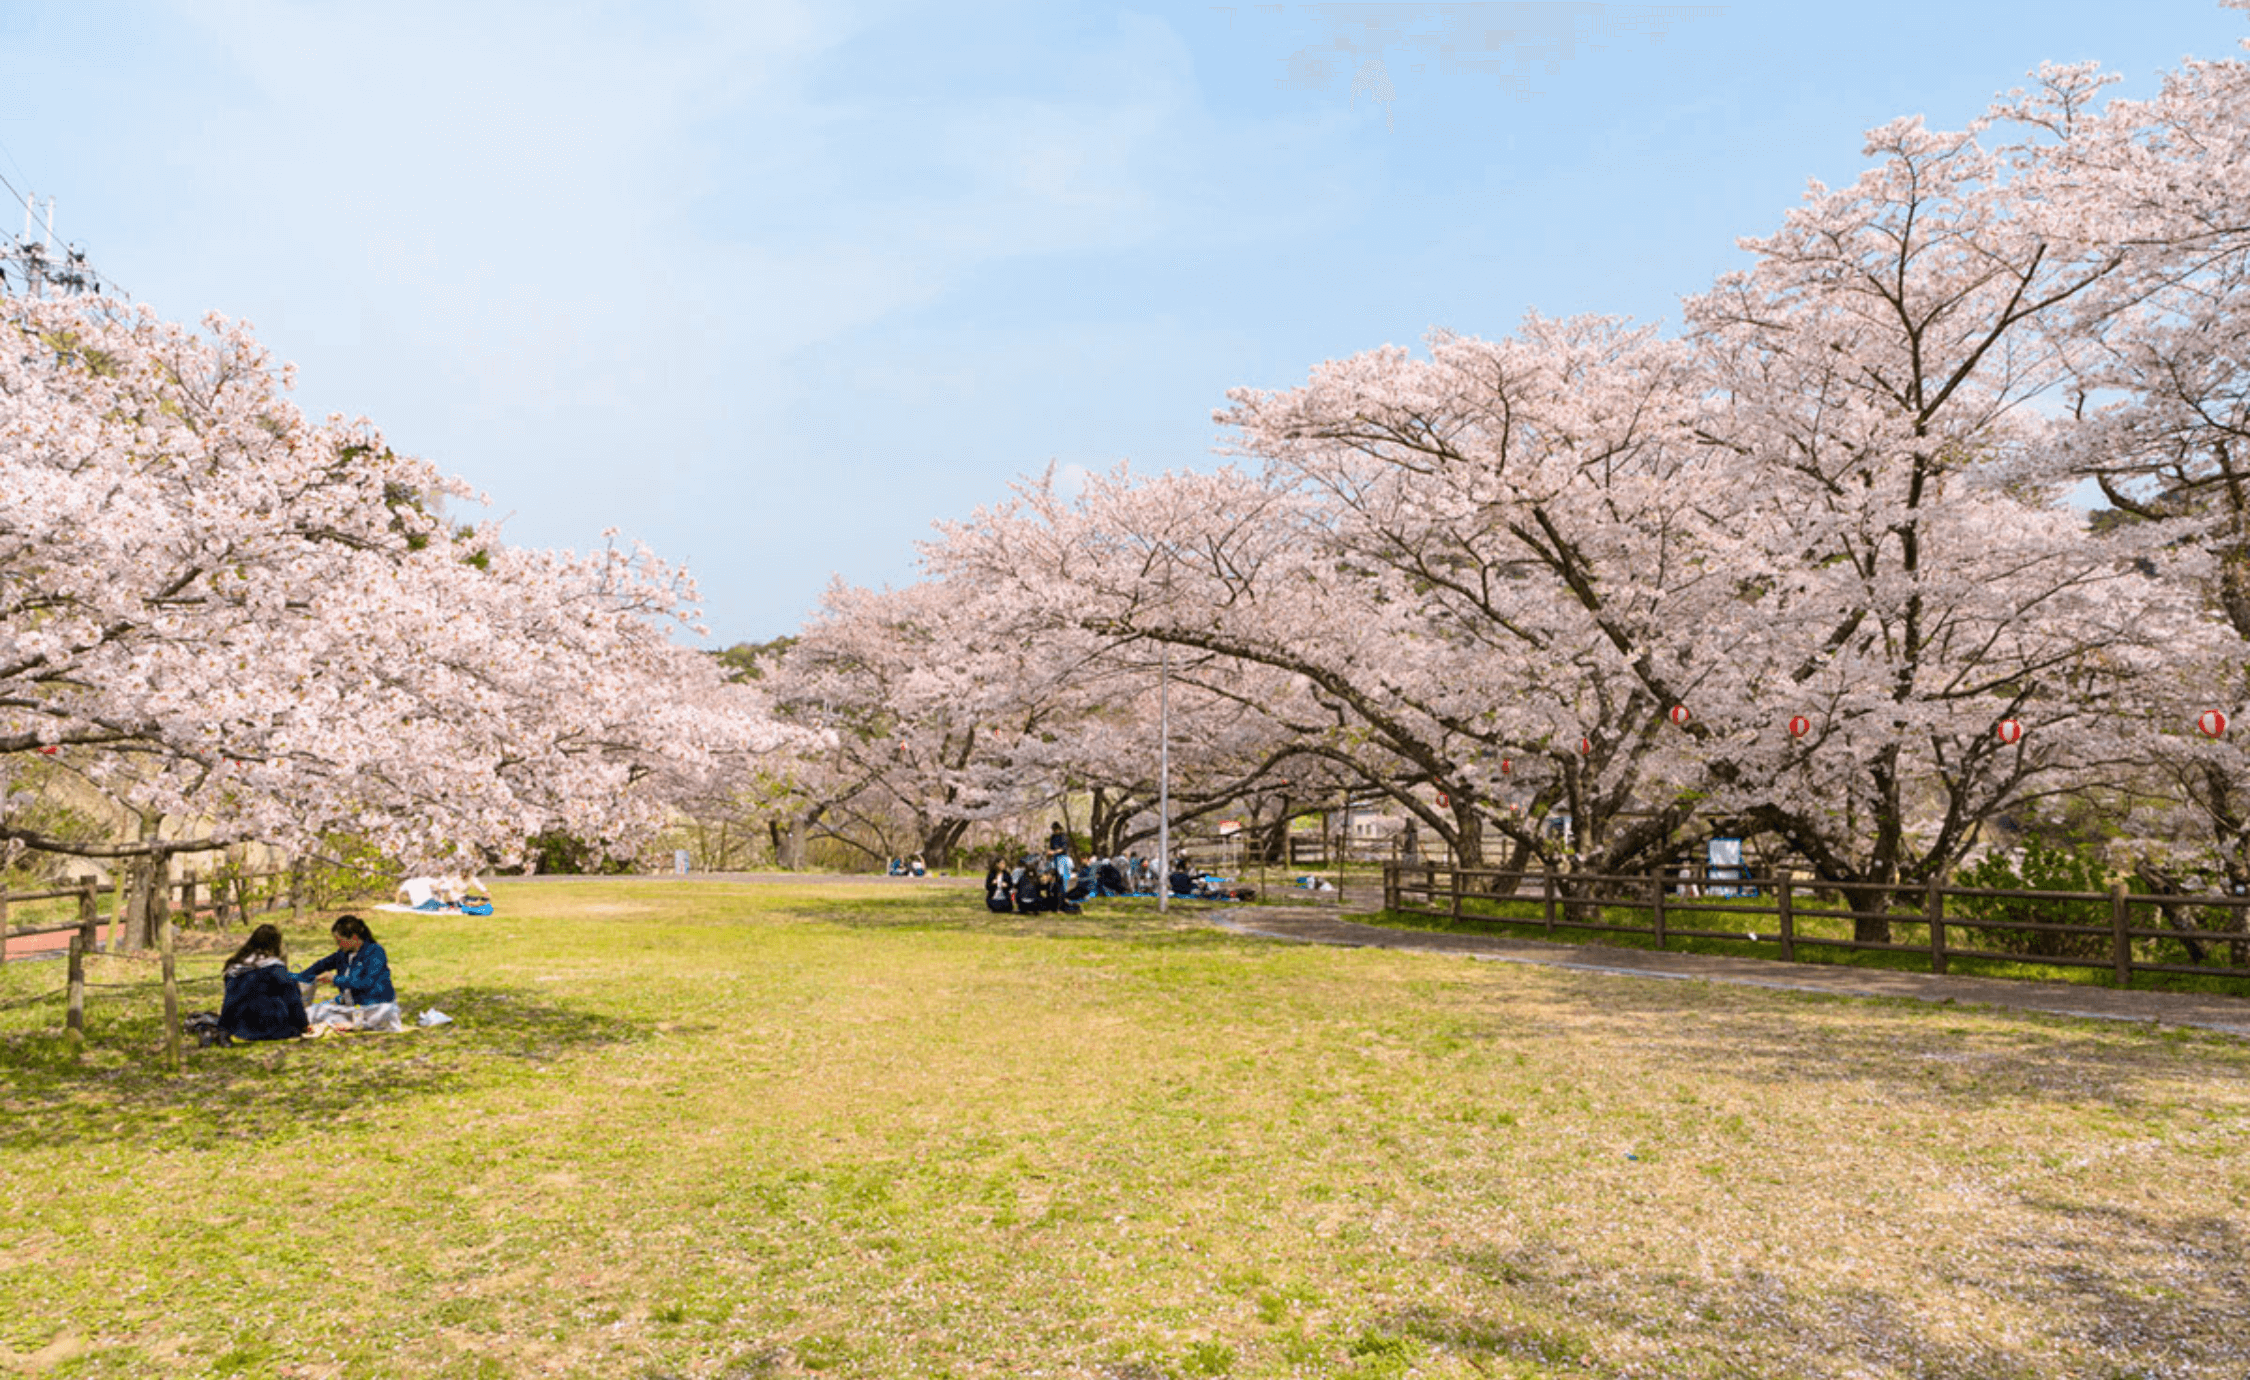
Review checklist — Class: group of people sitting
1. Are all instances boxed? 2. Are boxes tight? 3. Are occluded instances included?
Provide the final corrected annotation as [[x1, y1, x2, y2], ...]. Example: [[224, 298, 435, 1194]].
[[393, 873, 491, 914], [196, 914, 397, 1045], [885, 855, 929, 876], [979, 822, 1256, 913]]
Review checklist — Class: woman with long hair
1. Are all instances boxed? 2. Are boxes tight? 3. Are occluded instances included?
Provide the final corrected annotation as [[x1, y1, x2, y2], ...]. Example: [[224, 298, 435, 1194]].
[[217, 923, 311, 1042]]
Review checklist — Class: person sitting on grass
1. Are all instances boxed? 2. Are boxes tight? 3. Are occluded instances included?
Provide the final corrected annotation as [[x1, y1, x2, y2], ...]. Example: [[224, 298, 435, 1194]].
[[217, 923, 311, 1043], [295, 915, 394, 1006], [984, 859, 1013, 914]]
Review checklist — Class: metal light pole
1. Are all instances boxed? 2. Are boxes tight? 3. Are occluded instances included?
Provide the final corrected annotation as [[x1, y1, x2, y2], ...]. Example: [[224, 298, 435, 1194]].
[[1158, 639, 1171, 914]]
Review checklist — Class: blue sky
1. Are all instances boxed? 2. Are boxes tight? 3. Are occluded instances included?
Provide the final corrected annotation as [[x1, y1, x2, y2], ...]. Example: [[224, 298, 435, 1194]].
[[4, 1, 2245, 641]]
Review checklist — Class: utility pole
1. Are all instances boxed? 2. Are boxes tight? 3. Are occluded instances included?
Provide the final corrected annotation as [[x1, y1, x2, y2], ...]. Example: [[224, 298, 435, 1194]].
[[1158, 638, 1170, 915], [2, 196, 123, 300]]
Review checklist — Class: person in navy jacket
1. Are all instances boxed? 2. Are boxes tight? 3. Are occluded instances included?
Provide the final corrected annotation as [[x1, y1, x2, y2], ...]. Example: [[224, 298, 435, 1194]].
[[218, 924, 311, 1042], [295, 915, 395, 1005]]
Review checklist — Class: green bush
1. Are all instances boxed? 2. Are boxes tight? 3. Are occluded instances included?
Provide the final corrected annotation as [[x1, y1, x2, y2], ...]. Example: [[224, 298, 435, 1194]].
[[1951, 837, 2110, 960], [526, 831, 634, 876]]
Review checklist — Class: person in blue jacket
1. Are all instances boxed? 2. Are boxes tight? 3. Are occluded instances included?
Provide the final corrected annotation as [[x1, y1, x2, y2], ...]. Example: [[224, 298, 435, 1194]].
[[295, 914, 395, 1005], [217, 923, 311, 1042]]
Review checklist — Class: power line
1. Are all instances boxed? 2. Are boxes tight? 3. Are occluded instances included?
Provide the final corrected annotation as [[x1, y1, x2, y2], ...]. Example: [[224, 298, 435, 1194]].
[[0, 167, 131, 302]]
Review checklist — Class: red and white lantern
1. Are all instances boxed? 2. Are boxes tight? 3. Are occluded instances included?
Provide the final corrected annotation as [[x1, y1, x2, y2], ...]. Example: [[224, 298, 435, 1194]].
[[1996, 718, 2025, 746], [2199, 709, 2229, 739], [1436, 791, 1450, 809], [39, 745, 57, 755], [1578, 736, 1593, 757], [1667, 704, 1691, 727], [1499, 758, 1511, 776], [1787, 715, 1810, 739]]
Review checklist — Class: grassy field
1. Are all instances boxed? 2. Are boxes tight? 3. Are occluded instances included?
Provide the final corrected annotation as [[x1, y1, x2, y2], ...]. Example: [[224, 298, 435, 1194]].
[[3, 880, 2248, 1379]]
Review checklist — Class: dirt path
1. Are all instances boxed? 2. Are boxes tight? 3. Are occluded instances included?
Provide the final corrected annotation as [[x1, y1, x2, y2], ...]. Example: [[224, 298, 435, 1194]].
[[1215, 905, 2250, 1038]]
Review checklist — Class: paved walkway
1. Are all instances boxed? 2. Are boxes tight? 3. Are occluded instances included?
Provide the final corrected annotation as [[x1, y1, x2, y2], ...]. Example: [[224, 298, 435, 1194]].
[[1, 920, 127, 962], [1213, 905, 2250, 1038]]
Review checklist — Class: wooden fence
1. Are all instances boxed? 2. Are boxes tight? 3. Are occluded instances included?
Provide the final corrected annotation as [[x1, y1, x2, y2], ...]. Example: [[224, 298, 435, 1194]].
[[1383, 863, 2250, 988], [0, 863, 318, 964], [0, 863, 393, 1071]]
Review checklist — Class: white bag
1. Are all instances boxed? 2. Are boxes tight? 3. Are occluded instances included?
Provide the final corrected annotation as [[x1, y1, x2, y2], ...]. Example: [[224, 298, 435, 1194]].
[[418, 1008, 453, 1028]]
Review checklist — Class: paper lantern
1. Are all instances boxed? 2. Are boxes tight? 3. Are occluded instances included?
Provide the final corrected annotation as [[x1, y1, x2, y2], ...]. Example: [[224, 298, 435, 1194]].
[[1578, 736, 1593, 756], [39, 745, 57, 755], [2199, 709, 2229, 739], [1668, 704, 1690, 727], [1500, 757, 1511, 775], [1436, 791, 1450, 809], [1996, 718, 2024, 745], [1787, 715, 1810, 739]]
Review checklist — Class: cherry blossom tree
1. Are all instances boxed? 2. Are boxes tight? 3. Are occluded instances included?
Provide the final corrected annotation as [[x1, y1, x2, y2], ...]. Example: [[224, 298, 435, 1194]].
[[764, 578, 1086, 867], [934, 465, 1549, 867], [1982, 13, 2250, 893], [1675, 108, 2209, 930], [1, 296, 790, 911]]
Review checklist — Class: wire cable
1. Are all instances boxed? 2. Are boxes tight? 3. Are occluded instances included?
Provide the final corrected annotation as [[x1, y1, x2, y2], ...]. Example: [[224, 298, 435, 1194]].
[[0, 166, 131, 300]]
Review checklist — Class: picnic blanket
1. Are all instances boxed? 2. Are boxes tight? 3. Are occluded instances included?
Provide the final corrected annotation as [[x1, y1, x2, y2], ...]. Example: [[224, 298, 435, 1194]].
[[306, 999, 404, 1033]]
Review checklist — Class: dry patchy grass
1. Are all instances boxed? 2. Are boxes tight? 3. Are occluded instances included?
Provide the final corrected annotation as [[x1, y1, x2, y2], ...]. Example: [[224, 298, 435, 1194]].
[[1, 880, 2246, 1378]]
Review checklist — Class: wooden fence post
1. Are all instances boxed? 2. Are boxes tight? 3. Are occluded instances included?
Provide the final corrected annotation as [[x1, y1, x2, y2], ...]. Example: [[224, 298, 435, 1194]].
[[2111, 881, 2132, 989], [76, 881, 98, 955], [65, 932, 86, 1058], [109, 869, 127, 953], [146, 862, 169, 954], [1927, 874, 1948, 976], [1449, 864, 1463, 921], [1542, 868, 1557, 936], [0, 883, 10, 965], [181, 867, 198, 928], [1651, 871, 1667, 950], [160, 919, 182, 1074], [1777, 873, 1795, 963], [1383, 862, 1398, 913]]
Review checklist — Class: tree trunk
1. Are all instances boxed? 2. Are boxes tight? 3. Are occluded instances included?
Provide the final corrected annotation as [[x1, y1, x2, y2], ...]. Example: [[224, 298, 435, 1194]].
[[920, 819, 970, 870], [1858, 756, 1904, 944], [1451, 801, 1486, 869], [1256, 803, 1294, 864], [127, 851, 170, 952]]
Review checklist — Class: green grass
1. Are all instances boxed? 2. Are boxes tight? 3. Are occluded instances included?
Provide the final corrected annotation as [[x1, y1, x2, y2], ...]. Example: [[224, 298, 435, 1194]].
[[3, 880, 2248, 1378], [1368, 888, 2250, 999]]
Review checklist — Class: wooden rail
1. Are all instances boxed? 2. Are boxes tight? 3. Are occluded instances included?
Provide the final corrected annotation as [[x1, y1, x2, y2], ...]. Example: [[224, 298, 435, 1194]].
[[1382, 863, 2250, 989], [4, 862, 390, 1065], [0, 862, 331, 962]]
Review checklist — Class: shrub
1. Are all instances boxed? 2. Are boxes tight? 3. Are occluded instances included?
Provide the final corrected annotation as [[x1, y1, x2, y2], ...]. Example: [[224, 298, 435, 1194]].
[[1951, 837, 2110, 960]]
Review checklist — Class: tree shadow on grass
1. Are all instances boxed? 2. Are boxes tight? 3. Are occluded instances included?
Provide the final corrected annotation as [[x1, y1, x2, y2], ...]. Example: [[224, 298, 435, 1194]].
[[0, 984, 642, 1152], [1388, 1202, 2246, 1379], [1454, 962, 2250, 1114]]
